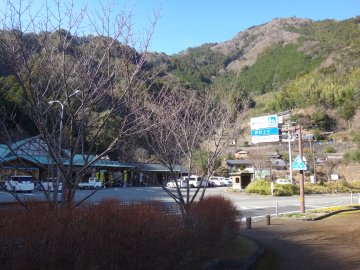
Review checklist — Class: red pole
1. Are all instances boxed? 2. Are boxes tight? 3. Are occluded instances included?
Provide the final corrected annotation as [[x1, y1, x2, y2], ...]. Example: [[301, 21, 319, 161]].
[[298, 126, 305, 213]]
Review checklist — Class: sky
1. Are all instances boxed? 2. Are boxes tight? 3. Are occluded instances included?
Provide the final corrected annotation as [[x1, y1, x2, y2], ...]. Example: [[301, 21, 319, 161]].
[[1, 0, 359, 55], [119, 0, 360, 55]]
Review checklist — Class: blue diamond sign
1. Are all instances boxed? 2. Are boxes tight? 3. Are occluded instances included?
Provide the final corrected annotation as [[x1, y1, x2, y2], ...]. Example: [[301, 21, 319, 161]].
[[292, 155, 307, 171]]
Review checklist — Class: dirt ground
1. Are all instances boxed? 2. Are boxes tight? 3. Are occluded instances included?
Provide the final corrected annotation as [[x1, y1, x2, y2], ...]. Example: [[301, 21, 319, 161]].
[[241, 211, 360, 270]]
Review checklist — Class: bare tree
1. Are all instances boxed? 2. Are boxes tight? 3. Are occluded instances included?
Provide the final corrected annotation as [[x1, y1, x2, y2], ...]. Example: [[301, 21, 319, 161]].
[[0, 0, 160, 208], [143, 85, 249, 215], [323, 159, 340, 181]]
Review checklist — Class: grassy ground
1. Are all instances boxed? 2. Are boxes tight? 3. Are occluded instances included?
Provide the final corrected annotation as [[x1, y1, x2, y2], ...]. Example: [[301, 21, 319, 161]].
[[281, 204, 360, 219]]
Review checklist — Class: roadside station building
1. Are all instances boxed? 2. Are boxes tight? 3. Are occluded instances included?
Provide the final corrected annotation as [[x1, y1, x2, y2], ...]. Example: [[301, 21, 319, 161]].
[[0, 137, 184, 187]]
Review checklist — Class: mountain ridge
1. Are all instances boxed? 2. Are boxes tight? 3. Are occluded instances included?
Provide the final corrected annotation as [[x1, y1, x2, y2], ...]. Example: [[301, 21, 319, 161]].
[[211, 17, 311, 72]]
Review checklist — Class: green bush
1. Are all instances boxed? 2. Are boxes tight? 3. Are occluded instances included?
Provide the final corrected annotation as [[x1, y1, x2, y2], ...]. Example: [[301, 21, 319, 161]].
[[245, 179, 271, 195], [274, 184, 299, 196], [348, 181, 360, 190], [246, 180, 360, 196], [304, 181, 360, 194], [324, 146, 336, 153]]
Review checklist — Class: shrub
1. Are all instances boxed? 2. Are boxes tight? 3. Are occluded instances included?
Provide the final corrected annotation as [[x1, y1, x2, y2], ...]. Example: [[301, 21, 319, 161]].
[[0, 197, 241, 270], [274, 184, 299, 196], [324, 146, 336, 153], [0, 200, 184, 270], [305, 183, 331, 194], [304, 181, 360, 194], [245, 179, 271, 195], [348, 181, 360, 190], [189, 196, 240, 241]]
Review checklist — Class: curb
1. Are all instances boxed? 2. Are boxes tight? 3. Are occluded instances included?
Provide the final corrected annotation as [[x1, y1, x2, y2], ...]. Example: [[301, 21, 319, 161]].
[[307, 208, 360, 221], [238, 234, 265, 270]]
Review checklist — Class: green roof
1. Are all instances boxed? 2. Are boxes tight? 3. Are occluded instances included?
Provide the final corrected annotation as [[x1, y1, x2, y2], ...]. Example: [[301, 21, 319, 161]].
[[0, 137, 133, 169], [134, 163, 186, 172]]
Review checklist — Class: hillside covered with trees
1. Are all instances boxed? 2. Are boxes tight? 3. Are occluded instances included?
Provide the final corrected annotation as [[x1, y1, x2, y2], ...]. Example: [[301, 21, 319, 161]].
[[1, 15, 360, 161]]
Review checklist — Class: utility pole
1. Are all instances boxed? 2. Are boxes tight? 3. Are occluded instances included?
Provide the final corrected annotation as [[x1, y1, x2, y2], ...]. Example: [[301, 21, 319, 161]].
[[287, 121, 293, 183], [298, 126, 305, 213], [281, 125, 306, 214]]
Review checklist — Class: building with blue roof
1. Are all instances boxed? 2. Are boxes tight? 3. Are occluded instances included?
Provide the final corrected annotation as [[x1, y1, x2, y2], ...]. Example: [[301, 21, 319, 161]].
[[0, 137, 134, 185], [0, 137, 186, 187]]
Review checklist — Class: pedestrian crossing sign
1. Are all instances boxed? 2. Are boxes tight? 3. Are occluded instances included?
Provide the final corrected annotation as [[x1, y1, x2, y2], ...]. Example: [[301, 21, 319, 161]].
[[292, 155, 307, 170]]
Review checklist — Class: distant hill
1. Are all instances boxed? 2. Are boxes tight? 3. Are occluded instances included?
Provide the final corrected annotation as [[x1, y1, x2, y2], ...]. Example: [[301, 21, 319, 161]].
[[1, 16, 360, 142], [144, 17, 360, 129]]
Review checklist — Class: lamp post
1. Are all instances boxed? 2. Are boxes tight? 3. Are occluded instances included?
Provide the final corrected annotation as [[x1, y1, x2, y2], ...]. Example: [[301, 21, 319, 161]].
[[309, 139, 316, 183], [48, 100, 64, 136], [48, 90, 80, 205], [48, 90, 80, 135], [288, 129, 293, 183]]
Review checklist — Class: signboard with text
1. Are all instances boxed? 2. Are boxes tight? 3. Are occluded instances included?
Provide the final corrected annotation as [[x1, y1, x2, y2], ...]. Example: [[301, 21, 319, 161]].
[[250, 115, 279, 144]]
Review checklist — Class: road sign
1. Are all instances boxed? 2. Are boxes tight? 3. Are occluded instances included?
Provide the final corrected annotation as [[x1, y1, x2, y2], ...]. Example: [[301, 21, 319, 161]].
[[250, 115, 278, 130], [251, 135, 280, 144], [251, 115, 279, 144], [292, 155, 307, 170], [251, 127, 279, 136]]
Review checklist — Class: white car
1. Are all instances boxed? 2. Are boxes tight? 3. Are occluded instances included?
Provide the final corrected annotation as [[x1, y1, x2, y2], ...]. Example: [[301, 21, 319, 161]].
[[275, 179, 292, 185], [208, 176, 224, 187], [188, 175, 206, 188], [166, 179, 188, 188], [5, 175, 34, 192], [39, 179, 63, 192], [222, 177, 232, 186]]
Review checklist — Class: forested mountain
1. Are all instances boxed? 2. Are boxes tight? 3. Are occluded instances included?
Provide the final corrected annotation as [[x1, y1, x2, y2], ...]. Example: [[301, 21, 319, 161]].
[[1, 17, 360, 140], [154, 17, 360, 115]]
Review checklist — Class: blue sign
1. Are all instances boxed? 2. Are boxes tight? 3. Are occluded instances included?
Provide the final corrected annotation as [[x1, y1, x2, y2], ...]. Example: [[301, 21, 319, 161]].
[[292, 155, 307, 170], [267, 116, 277, 126], [250, 114, 279, 144], [251, 127, 279, 136], [250, 114, 278, 130]]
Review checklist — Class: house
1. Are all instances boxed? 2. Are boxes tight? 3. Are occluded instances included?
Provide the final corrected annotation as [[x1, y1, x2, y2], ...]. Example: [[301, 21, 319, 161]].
[[234, 150, 249, 159], [227, 160, 255, 190], [270, 159, 287, 170]]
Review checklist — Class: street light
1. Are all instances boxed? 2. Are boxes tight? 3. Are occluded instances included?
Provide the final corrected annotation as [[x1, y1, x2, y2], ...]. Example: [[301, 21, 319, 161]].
[[48, 100, 64, 134], [286, 121, 293, 183], [48, 90, 81, 203], [48, 90, 81, 136]]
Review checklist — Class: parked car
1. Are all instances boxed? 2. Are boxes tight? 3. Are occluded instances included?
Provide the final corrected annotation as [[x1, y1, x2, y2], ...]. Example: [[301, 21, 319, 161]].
[[78, 177, 103, 190], [188, 175, 206, 188], [38, 178, 62, 192], [166, 179, 188, 188], [222, 177, 233, 186], [4, 175, 35, 192], [275, 178, 292, 185], [205, 178, 215, 187], [208, 176, 224, 187]]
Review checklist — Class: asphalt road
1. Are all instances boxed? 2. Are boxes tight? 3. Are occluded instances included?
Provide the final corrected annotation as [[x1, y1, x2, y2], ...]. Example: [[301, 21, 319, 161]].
[[0, 187, 357, 219]]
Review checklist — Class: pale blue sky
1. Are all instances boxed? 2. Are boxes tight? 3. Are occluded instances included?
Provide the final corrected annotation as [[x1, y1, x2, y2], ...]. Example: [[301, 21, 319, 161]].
[[1, 0, 359, 55], [120, 0, 360, 55]]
